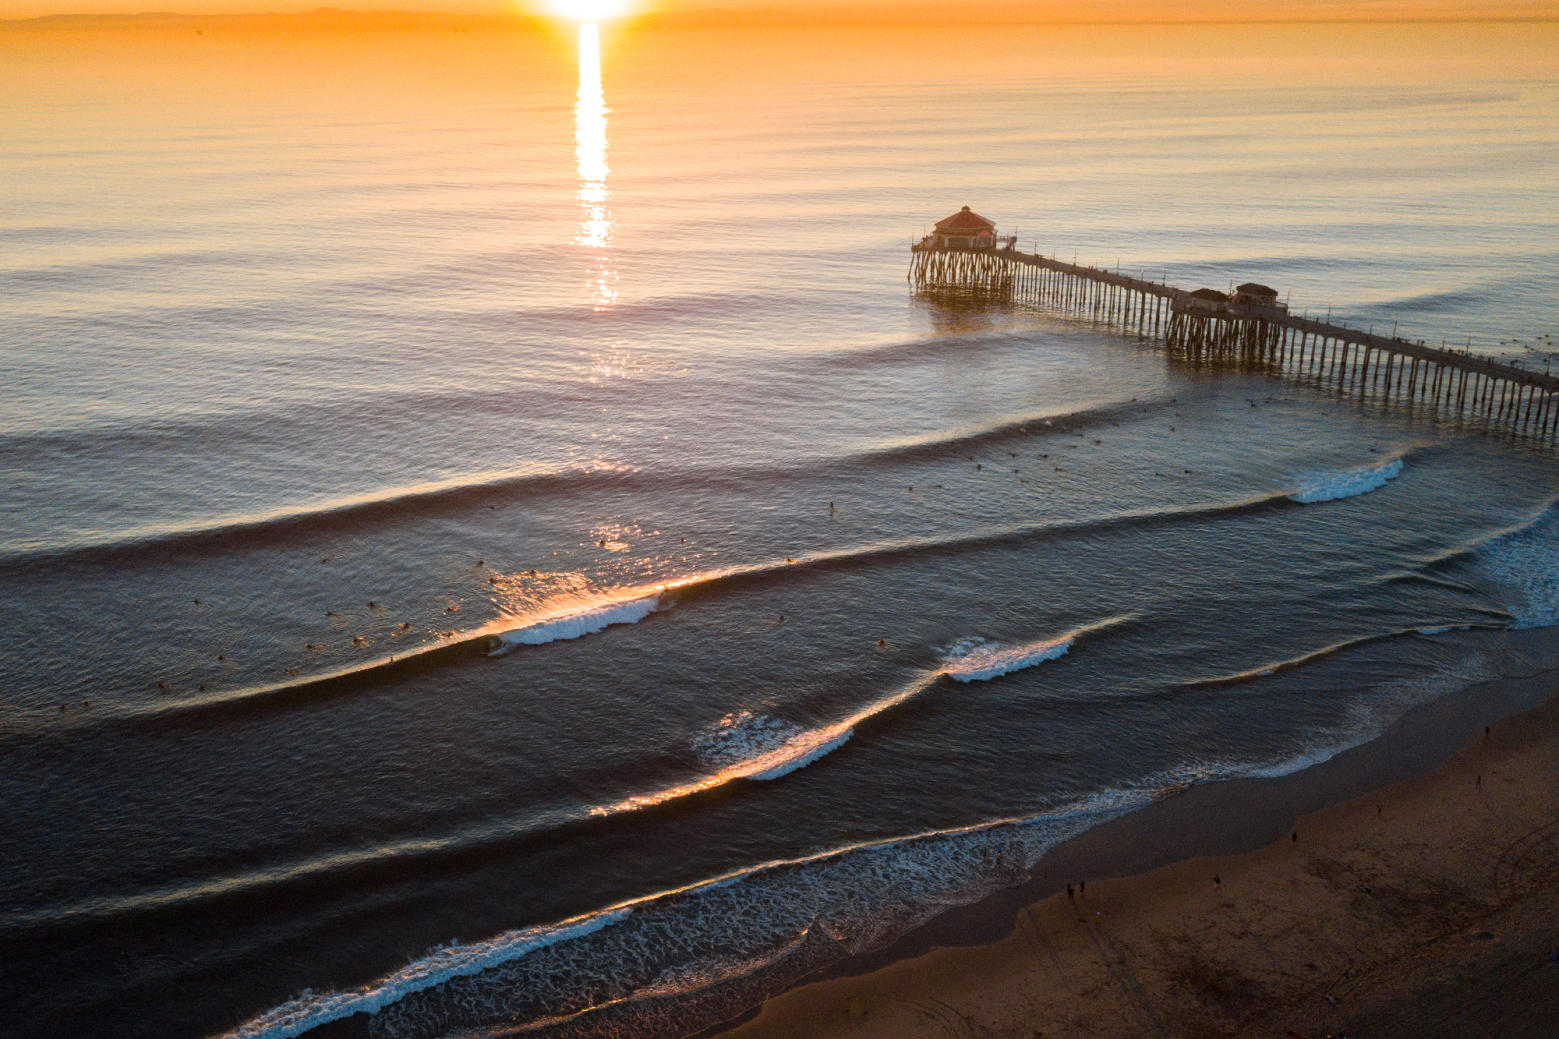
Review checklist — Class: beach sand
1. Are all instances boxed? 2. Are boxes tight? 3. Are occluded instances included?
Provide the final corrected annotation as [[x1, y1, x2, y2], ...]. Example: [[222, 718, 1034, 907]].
[[720, 677, 1559, 1039]]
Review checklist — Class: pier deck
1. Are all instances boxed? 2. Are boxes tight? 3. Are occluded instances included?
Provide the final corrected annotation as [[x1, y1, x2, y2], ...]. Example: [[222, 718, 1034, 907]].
[[909, 241, 1558, 443]]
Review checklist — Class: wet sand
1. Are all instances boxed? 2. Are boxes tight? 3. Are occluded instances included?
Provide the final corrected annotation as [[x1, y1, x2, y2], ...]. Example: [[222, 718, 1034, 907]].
[[720, 660, 1559, 1039]]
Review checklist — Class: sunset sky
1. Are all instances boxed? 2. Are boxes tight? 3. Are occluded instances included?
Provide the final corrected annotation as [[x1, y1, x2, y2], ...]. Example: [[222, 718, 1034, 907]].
[[3, 0, 1556, 20]]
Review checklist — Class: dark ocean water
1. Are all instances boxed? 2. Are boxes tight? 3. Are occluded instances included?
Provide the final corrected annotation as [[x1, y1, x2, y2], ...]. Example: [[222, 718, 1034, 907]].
[[1, 18, 1557, 1039]]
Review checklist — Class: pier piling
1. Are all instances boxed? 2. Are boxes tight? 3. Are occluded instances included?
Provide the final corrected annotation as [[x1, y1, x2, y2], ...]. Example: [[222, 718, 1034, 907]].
[[909, 239, 1557, 445]]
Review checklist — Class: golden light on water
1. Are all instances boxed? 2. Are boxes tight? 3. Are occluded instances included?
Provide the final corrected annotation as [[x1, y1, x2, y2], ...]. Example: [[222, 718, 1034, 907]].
[[575, 23, 608, 192], [574, 22, 618, 309]]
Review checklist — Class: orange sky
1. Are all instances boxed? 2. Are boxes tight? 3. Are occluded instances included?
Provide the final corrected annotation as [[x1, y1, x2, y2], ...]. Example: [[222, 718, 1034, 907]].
[[3, 0, 1556, 20]]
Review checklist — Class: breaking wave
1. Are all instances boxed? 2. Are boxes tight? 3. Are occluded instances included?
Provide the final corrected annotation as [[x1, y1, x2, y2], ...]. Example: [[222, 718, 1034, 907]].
[[943, 635, 1073, 682], [487, 594, 664, 654], [941, 616, 1132, 683], [691, 710, 856, 783], [1290, 457, 1404, 503], [215, 787, 1151, 1039], [1474, 498, 1559, 629], [599, 675, 940, 815], [217, 641, 1481, 1039], [71, 505, 1255, 735], [213, 910, 634, 1039], [202, 615, 1517, 1039], [665, 615, 1133, 796]]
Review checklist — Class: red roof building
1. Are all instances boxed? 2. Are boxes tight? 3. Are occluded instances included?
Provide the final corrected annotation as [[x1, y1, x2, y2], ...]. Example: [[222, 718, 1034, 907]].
[[1232, 282, 1283, 309], [1184, 287, 1232, 315], [931, 205, 997, 248]]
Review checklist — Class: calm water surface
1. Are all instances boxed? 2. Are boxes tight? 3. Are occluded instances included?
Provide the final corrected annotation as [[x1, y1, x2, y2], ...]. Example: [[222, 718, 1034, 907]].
[[1, 18, 1557, 1039]]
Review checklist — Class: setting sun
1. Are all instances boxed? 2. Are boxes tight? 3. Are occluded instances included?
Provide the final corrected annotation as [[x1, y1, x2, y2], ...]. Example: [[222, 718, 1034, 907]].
[[542, 0, 632, 21]]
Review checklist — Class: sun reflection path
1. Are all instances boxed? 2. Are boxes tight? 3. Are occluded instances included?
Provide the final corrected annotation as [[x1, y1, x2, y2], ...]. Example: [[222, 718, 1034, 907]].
[[575, 22, 617, 310]]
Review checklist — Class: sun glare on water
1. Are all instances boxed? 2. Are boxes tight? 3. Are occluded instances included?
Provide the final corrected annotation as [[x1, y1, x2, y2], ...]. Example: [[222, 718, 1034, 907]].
[[574, 22, 618, 307]]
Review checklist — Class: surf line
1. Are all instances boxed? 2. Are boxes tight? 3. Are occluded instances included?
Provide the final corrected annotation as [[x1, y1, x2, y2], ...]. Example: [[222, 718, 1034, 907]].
[[940, 615, 1133, 683], [87, 543, 1147, 739], [484, 447, 1423, 661], [1176, 622, 1499, 692], [484, 507, 1260, 660], [590, 672, 940, 817], [596, 615, 1130, 816], [12, 616, 1095, 935], [217, 783, 1158, 1039]]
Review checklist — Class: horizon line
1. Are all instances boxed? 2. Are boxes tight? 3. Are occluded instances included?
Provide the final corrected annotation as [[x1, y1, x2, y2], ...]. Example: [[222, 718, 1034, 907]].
[[6, 7, 1559, 26]]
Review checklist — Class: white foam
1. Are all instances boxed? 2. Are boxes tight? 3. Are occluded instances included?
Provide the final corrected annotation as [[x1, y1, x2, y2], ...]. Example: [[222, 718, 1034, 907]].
[[349, 790, 1153, 1038], [230, 701, 1468, 1039], [220, 624, 1507, 1039], [216, 909, 632, 1039], [1245, 741, 1351, 779], [688, 678, 936, 789], [1246, 648, 1497, 781], [692, 711, 801, 765], [587, 677, 948, 822], [1290, 457, 1403, 504], [748, 728, 855, 781], [692, 710, 855, 782], [940, 617, 1129, 683], [488, 594, 661, 655], [941, 634, 1073, 682], [1477, 503, 1559, 630]]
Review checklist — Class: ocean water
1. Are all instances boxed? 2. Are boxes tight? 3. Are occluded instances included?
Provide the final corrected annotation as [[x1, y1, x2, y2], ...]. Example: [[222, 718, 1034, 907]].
[[2, 16, 1558, 1039]]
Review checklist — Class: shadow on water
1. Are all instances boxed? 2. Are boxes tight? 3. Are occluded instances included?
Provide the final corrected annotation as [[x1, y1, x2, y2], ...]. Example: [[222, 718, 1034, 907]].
[[909, 291, 1019, 337]]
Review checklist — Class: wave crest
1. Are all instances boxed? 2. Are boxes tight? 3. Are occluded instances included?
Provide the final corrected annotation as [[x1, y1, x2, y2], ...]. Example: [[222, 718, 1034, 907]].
[[855, 397, 1166, 469], [942, 635, 1074, 682], [487, 594, 664, 655], [209, 621, 1506, 1039], [221, 790, 1149, 1039], [1290, 458, 1403, 503], [691, 711, 853, 782], [941, 616, 1131, 683], [1476, 498, 1559, 630], [215, 910, 633, 1039]]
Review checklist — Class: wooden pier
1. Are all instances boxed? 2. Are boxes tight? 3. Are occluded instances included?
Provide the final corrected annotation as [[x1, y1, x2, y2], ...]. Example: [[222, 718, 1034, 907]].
[[909, 237, 1559, 445]]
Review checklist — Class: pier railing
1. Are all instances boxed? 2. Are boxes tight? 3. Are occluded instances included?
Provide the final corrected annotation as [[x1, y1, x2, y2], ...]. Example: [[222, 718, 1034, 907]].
[[913, 235, 1019, 253], [908, 243, 1558, 444]]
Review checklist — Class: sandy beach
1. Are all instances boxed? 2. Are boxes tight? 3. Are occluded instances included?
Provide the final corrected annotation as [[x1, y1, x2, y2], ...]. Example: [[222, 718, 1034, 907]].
[[721, 672, 1559, 1039]]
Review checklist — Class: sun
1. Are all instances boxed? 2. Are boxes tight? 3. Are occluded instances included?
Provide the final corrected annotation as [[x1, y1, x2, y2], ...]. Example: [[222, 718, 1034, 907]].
[[544, 0, 633, 20]]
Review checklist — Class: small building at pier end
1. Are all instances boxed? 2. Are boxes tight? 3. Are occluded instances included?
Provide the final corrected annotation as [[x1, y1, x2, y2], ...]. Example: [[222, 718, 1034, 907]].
[[930, 206, 1000, 249], [1232, 282, 1284, 309], [1184, 287, 1232, 315]]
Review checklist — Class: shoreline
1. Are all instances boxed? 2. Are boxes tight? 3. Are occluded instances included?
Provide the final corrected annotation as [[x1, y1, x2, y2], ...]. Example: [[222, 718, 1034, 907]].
[[711, 627, 1559, 1038]]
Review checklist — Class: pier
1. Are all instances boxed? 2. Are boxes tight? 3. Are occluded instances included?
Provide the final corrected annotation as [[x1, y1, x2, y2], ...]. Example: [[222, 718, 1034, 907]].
[[909, 211, 1559, 445]]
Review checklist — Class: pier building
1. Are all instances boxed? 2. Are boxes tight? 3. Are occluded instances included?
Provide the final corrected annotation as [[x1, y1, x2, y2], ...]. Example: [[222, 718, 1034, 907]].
[[908, 209, 1559, 444]]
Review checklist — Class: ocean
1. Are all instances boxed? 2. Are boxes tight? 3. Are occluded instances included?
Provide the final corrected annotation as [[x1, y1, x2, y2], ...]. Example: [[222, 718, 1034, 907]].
[[2, 15, 1557, 1039]]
